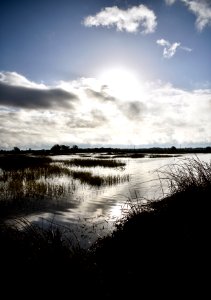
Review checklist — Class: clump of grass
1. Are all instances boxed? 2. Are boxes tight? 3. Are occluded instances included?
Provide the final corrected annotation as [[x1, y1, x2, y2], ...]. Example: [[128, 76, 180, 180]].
[[129, 153, 145, 158], [158, 157, 211, 195], [71, 170, 129, 186], [62, 158, 126, 168], [71, 171, 101, 186], [103, 174, 130, 185]]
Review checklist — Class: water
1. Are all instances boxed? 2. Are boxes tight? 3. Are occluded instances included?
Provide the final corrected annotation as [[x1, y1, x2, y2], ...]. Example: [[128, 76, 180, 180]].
[[3, 153, 211, 247]]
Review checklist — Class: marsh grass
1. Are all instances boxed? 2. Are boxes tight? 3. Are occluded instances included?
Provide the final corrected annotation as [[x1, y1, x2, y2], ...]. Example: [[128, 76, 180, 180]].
[[0, 164, 71, 182], [0, 180, 70, 200], [0, 155, 128, 217], [0, 156, 75, 217], [0, 164, 72, 200], [148, 154, 181, 158], [71, 170, 129, 186], [61, 158, 126, 168], [1, 157, 211, 297], [0, 181, 75, 218], [113, 153, 145, 158]]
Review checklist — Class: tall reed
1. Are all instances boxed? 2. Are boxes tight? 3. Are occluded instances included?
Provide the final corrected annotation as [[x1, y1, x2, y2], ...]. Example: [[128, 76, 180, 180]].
[[158, 157, 211, 195]]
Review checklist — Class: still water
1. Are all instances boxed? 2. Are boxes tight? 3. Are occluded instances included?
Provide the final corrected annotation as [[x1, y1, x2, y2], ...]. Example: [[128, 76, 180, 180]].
[[11, 153, 211, 247]]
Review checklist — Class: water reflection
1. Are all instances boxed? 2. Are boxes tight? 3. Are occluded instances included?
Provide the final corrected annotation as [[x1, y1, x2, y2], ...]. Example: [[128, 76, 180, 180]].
[[3, 153, 211, 247]]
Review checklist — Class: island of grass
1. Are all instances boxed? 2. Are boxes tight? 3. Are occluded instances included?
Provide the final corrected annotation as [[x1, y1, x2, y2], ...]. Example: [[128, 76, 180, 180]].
[[61, 158, 126, 168], [0, 157, 210, 297]]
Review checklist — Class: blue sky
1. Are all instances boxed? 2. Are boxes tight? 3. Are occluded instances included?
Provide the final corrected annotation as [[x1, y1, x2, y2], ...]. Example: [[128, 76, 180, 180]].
[[0, 0, 211, 149]]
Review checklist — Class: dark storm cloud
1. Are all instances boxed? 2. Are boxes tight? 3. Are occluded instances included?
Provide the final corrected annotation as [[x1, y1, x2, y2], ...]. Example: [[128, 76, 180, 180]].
[[118, 101, 145, 119], [0, 82, 78, 109], [85, 88, 116, 102]]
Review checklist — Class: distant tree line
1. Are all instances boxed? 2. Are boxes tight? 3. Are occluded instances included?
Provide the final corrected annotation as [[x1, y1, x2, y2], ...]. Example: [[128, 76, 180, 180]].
[[50, 144, 78, 154], [0, 145, 211, 155]]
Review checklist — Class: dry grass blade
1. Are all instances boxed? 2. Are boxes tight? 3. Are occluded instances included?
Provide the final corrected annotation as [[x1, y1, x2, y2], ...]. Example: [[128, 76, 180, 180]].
[[156, 157, 211, 195]]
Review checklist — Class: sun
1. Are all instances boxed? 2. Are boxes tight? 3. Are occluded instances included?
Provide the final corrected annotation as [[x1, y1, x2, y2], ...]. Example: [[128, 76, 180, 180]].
[[99, 68, 142, 100]]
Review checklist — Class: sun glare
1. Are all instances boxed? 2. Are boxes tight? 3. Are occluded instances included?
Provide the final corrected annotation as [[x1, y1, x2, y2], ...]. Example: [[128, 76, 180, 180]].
[[99, 68, 142, 100]]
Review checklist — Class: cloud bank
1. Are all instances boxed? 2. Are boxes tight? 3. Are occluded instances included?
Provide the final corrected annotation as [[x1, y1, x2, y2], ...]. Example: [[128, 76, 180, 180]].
[[157, 39, 192, 58], [83, 5, 157, 33], [0, 72, 78, 109], [0, 72, 211, 149]]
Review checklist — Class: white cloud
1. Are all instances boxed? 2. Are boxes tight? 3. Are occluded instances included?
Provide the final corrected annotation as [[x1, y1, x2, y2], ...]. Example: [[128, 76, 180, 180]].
[[181, 0, 211, 31], [0, 72, 211, 148], [0, 71, 46, 88], [157, 39, 171, 47], [165, 0, 177, 5], [157, 39, 192, 58], [180, 46, 192, 52], [83, 5, 157, 33], [163, 42, 181, 58], [164, 0, 211, 31], [157, 39, 180, 58]]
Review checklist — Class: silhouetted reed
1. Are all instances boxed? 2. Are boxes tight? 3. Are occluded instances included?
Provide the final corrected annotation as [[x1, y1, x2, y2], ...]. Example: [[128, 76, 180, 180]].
[[158, 156, 211, 194], [71, 170, 129, 186]]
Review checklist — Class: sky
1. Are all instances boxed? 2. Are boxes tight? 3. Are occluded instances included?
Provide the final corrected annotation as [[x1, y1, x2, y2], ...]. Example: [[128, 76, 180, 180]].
[[0, 0, 211, 149]]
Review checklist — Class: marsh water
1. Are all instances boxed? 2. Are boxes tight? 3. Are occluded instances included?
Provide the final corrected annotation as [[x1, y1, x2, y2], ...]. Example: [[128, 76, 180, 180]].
[[3, 153, 211, 247]]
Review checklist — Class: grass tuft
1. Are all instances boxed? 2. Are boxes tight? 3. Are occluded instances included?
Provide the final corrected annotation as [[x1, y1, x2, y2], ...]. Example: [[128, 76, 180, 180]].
[[157, 157, 211, 195]]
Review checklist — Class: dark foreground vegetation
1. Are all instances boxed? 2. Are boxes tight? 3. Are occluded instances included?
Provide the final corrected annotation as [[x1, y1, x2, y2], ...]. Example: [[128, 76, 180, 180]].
[[0, 158, 210, 297]]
